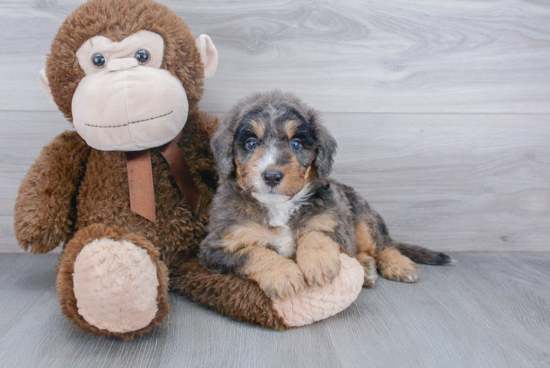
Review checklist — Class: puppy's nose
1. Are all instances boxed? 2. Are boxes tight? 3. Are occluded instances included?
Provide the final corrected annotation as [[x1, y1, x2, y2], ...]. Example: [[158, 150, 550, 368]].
[[263, 170, 284, 187]]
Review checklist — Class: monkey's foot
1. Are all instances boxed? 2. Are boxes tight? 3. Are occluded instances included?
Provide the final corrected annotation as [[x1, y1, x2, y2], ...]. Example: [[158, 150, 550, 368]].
[[272, 254, 364, 327], [57, 224, 169, 339]]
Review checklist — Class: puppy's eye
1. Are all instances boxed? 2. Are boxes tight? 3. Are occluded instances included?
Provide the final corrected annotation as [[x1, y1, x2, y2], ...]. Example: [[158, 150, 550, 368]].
[[92, 53, 106, 68], [246, 138, 258, 150], [135, 49, 150, 64], [290, 138, 302, 150]]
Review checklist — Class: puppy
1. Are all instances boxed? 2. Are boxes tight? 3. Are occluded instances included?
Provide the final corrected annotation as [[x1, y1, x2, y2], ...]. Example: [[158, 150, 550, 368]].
[[200, 90, 450, 299]]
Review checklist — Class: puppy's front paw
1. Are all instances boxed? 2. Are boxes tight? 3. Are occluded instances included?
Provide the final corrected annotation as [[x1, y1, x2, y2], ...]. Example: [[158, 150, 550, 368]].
[[273, 254, 364, 327], [297, 248, 341, 287], [258, 263, 306, 299]]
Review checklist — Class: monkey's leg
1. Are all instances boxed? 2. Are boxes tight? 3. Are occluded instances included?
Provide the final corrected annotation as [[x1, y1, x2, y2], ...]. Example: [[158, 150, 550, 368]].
[[169, 258, 287, 329], [169, 254, 364, 329], [56, 224, 169, 340]]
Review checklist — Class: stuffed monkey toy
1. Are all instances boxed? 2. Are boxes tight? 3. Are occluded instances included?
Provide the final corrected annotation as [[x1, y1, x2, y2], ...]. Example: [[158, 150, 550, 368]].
[[14, 0, 364, 339]]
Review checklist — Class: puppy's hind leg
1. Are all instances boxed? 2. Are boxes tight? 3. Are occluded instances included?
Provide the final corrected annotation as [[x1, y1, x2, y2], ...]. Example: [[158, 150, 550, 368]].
[[354, 253, 377, 287], [354, 221, 378, 287], [375, 247, 419, 283], [371, 212, 450, 283]]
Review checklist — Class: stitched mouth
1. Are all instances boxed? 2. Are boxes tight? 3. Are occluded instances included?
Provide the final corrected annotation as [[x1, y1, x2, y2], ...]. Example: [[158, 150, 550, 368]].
[[84, 111, 173, 128]]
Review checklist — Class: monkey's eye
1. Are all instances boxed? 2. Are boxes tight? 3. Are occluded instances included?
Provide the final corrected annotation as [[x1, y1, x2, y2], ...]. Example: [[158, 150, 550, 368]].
[[91, 53, 106, 68], [246, 138, 258, 151], [290, 138, 302, 150], [134, 49, 150, 64]]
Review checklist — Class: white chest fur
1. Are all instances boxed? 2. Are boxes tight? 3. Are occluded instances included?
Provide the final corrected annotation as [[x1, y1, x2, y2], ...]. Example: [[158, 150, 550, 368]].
[[255, 185, 312, 258], [266, 200, 301, 228]]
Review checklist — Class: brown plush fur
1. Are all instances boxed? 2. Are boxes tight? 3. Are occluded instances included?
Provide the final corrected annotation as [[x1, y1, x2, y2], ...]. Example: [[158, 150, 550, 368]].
[[14, 131, 91, 253], [169, 258, 287, 330], [14, 0, 288, 338]]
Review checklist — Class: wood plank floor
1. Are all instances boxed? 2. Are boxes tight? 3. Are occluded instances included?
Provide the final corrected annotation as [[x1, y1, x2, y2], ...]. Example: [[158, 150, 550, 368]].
[[0, 252, 549, 368]]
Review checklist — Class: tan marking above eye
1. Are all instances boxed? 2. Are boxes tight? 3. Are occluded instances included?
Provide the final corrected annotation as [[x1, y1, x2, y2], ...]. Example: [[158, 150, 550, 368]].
[[284, 120, 300, 139], [249, 119, 266, 139]]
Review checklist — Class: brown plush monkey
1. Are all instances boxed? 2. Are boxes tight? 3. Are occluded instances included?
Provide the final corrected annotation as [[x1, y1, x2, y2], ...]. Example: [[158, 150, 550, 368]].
[[14, 0, 363, 339]]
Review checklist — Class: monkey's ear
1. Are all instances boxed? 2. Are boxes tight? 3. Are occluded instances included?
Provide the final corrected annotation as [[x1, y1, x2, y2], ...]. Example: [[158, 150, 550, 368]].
[[195, 34, 218, 79], [39, 69, 56, 107]]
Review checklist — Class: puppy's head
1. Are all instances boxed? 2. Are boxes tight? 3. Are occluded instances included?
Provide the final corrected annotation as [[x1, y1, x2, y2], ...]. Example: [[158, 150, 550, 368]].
[[212, 90, 337, 204]]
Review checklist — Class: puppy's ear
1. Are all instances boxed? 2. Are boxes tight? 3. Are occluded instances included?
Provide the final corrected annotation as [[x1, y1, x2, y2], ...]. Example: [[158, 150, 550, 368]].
[[211, 124, 235, 179], [312, 113, 337, 180]]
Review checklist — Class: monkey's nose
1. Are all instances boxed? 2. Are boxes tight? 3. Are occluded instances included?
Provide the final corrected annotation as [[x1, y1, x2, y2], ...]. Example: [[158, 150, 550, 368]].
[[263, 170, 284, 188], [107, 58, 139, 72]]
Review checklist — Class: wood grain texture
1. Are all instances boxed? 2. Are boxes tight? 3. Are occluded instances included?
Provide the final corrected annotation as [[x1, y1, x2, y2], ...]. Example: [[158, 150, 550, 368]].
[[0, 252, 549, 367], [327, 113, 550, 252], [0, 0, 550, 113], [2, 111, 549, 252]]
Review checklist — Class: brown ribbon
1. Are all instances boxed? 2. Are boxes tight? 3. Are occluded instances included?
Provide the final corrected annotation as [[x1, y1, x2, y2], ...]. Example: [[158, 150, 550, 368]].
[[125, 132, 201, 222]]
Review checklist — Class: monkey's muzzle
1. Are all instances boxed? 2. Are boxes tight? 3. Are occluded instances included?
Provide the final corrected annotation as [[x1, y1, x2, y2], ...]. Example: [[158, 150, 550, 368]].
[[72, 65, 189, 151]]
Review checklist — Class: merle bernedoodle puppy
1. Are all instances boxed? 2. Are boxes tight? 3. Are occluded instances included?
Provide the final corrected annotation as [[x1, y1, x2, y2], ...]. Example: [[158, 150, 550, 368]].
[[200, 90, 450, 299]]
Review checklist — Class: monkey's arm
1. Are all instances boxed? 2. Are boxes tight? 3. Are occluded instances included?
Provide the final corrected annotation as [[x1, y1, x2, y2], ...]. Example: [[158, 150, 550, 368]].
[[169, 258, 288, 330], [14, 130, 91, 254]]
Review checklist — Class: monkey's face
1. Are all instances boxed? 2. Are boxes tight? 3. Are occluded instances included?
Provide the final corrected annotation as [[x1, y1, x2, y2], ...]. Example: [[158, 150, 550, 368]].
[[40, 0, 218, 151], [71, 31, 188, 151]]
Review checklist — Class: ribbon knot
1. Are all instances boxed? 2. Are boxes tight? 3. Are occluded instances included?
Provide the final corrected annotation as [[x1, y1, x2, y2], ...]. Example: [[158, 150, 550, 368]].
[[125, 132, 201, 222]]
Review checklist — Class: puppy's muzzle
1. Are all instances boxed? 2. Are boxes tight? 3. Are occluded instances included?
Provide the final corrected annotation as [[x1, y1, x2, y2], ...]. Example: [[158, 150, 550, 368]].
[[263, 170, 284, 188]]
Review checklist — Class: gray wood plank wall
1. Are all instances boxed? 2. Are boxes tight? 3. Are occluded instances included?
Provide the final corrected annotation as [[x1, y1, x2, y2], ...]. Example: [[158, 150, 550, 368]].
[[1, 0, 549, 252]]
